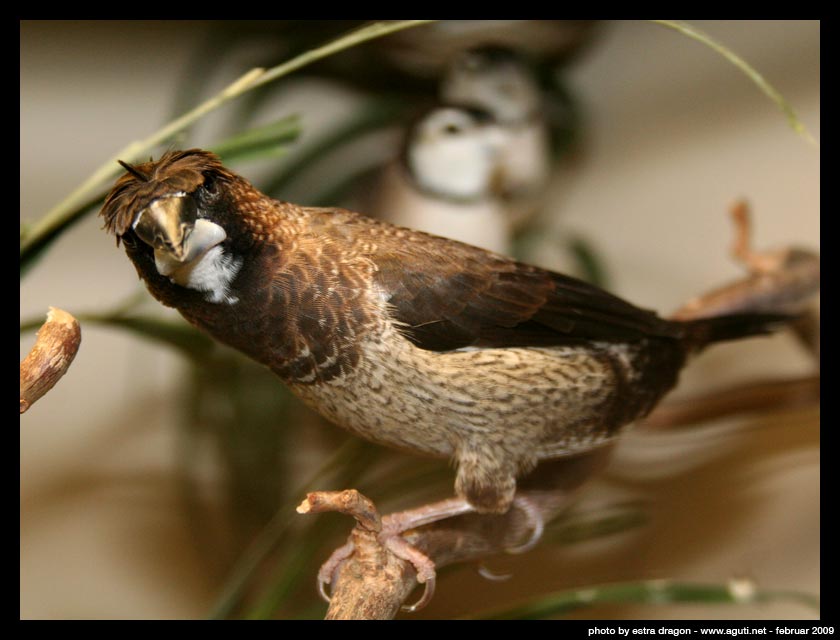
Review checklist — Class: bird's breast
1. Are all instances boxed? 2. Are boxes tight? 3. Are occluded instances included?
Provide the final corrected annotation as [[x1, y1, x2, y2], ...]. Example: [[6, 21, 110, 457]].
[[287, 323, 665, 461]]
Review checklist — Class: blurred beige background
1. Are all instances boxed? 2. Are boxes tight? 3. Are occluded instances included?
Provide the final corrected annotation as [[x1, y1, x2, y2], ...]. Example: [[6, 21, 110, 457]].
[[20, 20, 819, 619]]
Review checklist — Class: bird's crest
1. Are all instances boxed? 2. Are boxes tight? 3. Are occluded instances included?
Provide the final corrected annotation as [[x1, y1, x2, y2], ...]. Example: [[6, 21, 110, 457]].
[[100, 149, 231, 237]]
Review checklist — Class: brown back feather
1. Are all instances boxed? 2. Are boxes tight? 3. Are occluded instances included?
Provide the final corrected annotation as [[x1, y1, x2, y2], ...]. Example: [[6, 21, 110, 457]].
[[304, 208, 682, 351]]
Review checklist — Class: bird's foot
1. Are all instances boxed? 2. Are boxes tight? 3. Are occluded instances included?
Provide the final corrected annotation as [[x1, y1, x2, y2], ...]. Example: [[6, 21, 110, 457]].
[[299, 491, 471, 612], [299, 492, 545, 612], [505, 495, 545, 554]]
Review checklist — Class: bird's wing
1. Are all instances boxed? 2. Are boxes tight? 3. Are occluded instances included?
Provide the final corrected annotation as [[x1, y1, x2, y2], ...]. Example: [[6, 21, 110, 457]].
[[313, 208, 682, 352]]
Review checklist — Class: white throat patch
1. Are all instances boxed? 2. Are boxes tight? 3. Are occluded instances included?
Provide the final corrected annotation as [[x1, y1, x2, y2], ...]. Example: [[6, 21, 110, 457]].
[[153, 219, 243, 305]]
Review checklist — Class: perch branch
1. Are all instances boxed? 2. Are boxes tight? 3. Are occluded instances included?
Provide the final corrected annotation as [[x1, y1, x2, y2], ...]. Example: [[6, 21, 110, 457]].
[[20, 307, 81, 414], [299, 450, 614, 619], [300, 202, 819, 619]]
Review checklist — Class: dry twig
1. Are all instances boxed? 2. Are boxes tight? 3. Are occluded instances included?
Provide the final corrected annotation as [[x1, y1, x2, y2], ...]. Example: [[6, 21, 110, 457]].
[[20, 307, 81, 414], [299, 450, 614, 619]]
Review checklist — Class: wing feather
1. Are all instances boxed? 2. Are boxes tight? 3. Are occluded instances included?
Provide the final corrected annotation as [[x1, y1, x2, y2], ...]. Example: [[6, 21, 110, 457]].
[[308, 207, 681, 351]]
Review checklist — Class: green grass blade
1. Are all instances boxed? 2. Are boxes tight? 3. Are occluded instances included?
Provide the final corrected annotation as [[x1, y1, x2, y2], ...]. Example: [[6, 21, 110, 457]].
[[474, 579, 820, 619], [20, 20, 437, 265], [243, 519, 342, 620], [651, 20, 817, 145], [210, 115, 302, 163], [208, 438, 382, 619], [21, 307, 213, 364], [80, 313, 213, 360], [263, 98, 407, 198], [19, 194, 104, 278]]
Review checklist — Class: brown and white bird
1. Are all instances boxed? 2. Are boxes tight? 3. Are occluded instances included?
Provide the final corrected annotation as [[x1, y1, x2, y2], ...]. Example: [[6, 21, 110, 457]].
[[369, 105, 513, 254], [101, 149, 786, 599], [441, 45, 552, 226]]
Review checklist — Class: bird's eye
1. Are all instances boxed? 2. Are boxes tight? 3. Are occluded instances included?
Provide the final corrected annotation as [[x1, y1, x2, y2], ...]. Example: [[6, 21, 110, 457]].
[[200, 172, 219, 200], [443, 123, 463, 136], [203, 174, 216, 193]]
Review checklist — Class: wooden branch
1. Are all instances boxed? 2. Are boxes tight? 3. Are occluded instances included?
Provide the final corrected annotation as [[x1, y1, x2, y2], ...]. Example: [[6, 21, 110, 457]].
[[20, 307, 81, 414]]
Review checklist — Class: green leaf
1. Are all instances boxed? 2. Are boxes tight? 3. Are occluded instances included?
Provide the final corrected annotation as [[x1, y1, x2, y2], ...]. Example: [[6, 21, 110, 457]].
[[209, 438, 383, 619], [511, 228, 612, 289], [568, 236, 610, 289], [210, 115, 302, 163], [262, 97, 407, 199], [474, 579, 820, 619]]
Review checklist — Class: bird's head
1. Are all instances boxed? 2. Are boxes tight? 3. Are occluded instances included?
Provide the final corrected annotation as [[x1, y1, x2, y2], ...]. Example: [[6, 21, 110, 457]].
[[441, 45, 541, 125], [405, 106, 510, 202], [100, 149, 260, 304]]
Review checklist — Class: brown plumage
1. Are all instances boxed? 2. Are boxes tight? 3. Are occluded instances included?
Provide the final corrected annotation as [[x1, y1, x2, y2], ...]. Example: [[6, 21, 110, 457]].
[[101, 149, 786, 514]]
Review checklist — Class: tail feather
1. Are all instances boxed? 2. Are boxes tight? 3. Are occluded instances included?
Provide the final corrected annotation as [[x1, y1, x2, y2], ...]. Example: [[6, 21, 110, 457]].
[[681, 313, 793, 351]]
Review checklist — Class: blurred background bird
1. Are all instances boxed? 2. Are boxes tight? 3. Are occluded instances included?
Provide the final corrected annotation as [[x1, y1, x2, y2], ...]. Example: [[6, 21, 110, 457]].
[[366, 105, 514, 254], [365, 46, 553, 257], [441, 45, 552, 228]]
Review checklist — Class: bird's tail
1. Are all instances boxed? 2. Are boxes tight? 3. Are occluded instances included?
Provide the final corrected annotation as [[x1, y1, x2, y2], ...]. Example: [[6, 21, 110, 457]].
[[680, 312, 793, 352]]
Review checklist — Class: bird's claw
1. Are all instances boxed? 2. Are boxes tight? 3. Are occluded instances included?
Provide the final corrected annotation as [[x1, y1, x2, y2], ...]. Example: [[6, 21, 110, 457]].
[[312, 493, 539, 612], [505, 495, 545, 554], [382, 532, 437, 612], [316, 539, 356, 604], [315, 529, 438, 612], [477, 563, 513, 582]]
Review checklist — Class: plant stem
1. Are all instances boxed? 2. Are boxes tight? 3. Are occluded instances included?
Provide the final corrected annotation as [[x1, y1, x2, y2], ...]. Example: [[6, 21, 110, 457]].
[[651, 20, 817, 145], [19, 20, 437, 259]]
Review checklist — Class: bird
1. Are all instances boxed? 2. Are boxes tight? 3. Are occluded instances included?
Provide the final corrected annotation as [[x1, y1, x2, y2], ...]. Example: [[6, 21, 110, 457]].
[[367, 105, 513, 254], [100, 149, 787, 601], [441, 45, 552, 226]]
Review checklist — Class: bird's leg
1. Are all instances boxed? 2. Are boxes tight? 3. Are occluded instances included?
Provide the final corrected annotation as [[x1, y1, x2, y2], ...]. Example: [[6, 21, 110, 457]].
[[504, 494, 545, 553], [316, 538, 356, 603], [378, 494, 545, 607], [379, 496, 476, 534], [383, 494, 544, 549], [452, 447, 545, 551]]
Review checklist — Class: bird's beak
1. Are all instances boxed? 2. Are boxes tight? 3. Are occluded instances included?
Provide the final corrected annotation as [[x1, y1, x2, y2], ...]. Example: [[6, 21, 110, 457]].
[[132, 193, 197, 262]]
